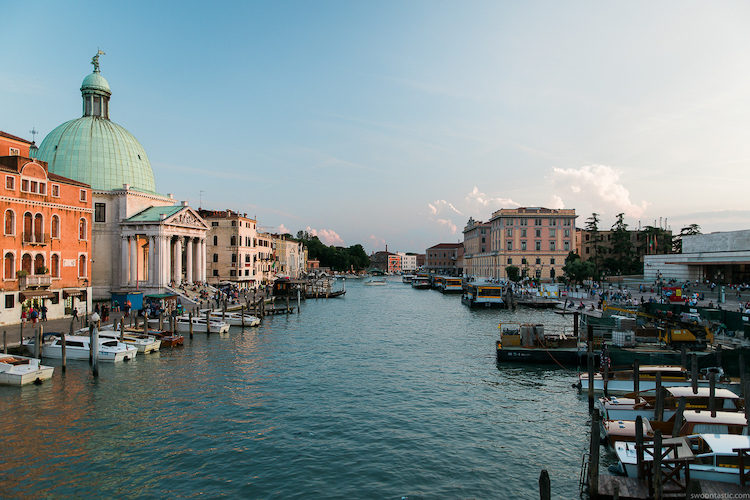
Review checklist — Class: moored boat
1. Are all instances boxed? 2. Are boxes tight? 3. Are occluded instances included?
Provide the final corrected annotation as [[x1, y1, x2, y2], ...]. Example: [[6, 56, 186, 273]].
[[204, 310, 261, 327], [461, 281, 507, 308], [600, 386, 743, 421], [411, 276, 431, 289], [578, 365, 739, 395], [25, 334, 137, 362], [0, 354, 54, 386]]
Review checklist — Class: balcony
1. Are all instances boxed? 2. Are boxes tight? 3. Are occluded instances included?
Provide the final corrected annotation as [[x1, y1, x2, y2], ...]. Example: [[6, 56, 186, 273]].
[[23, 232, 48, 246], [18, 274, 52, 290]]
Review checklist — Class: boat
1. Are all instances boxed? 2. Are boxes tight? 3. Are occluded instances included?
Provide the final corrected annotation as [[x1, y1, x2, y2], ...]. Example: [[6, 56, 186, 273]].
[[79, 328, 160, 354], [600, 386, 743, 421], [25, 334, 137, 362], [172, 316, 230, 334], [461, 281, 507, 308], [364, 279, 387, 286], [402, 274, 415, 284], [440, 277, 463, 294], [615, 434, 750, 485], [0, 354, 54, 386], [411, 276, 431, 289], [578, 365, 739, 395], [603, 410, 748, 447], [143, 329, 184, 347], [496, 322, 590, 366], [204, 310, 261, 327]]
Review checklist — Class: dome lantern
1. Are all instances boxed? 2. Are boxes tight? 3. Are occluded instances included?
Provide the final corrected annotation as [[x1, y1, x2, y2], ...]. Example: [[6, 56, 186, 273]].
[[81, 50, 111, 119]]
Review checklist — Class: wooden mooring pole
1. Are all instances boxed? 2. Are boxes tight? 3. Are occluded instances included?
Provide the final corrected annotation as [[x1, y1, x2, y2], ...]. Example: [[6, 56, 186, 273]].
[[635, 415, 644, 478], [691, 353, 699, 394], [539, 469, 550, 500], [587, 324, 594, 413], [2, 330, 6, 354], [120, 317, 125, 341], [588, 408, 600, 497], [91, 324, 99, 378], [189, 312, 194, 339], [633, 359, 640, 395], [34, 327, 40, 359], [205, 309, 211, 335]]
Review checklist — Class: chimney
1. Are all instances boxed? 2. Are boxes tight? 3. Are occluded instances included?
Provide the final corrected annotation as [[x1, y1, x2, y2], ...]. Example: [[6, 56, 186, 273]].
[[181, 200, 188, 206]]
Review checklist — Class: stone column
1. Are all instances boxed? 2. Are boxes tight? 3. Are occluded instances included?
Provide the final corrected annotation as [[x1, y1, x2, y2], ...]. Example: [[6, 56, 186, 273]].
[[186, 237, 193, 284], [148, 236, 155, 285], [201, 238, 207, 282], [162, 236, 171, 287], [130, 236, 138, 284], [121, 236, 130, 286], [174, 236, 183, 285], [193, 238, 201, 283]]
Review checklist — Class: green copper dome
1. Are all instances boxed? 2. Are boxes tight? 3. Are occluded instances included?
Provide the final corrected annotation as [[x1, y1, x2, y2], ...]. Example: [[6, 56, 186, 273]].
[[36, 56, 156, 193]]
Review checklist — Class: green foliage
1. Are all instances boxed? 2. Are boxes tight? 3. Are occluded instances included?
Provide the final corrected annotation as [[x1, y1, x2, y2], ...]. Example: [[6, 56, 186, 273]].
[[562, 253, 595, 284], [672, 223, 701, 253], [603, 213, 639, 275], [505, 265, 521, 283], [16, 269, 28, 278], [296, 233, 370, 271]]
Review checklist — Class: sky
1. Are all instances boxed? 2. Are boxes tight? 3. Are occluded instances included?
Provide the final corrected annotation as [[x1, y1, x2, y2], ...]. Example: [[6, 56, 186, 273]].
[[2, 1, 749, 253]]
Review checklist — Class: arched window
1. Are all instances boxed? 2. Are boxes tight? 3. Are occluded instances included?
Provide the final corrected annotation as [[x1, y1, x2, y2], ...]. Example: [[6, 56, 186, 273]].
[[33, 213, 43, 242], [34, 254, 45, 275], [21, 253, 32, 274], [51, 254, 60, 278], [23, 212, 32, 240], [78, 254, 87, 278], [213, 235, 218, 245], [51, 215, 60, 239], [4, 253, 14, 280], [4, 210, 14, 235], [79, 218, 87, 240]]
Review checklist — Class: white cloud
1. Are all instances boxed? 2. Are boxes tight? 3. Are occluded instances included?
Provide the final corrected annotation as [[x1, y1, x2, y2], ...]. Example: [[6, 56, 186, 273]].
[[465, 186, 519, 211], [306, 226, 345, 246], [549, 195, 564, 209], [428, 199, 463, 216], [436, 218, 458, 234], [369, 234, 386, 250], [550, 165, 648, 218], [276, 223, 290, 234]]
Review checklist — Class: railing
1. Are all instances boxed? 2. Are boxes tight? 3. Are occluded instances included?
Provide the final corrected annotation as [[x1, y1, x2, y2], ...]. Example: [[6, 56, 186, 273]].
[[27, 275, 52, 287], [22, 232, 47, 245]]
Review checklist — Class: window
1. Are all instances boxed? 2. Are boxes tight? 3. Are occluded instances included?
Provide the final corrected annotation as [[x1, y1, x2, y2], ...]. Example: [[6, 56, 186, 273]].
[[39, 183, 46, 195], [51, 215, 60, 238], [231, 254, 237, 263], [230, 270, 236, 276], [21, 253, 32, 274], [506, 241, 512, 251], [51, 184, 60, 197], [550, 219, 556, 226], [507, 258, 512, 265], [245, 254, 251, 263], [213, 235, 218, 245], [4, 210, 14, 235], [9, 147, 20, 156], [51, 254, 60, 277], [564, 241, 570, 251], [521, 241, 527, 251], [78, 218, 87, 240], [535, 229, 541, 238], [520, 219, 527, 226], [550, 241, 556, 251], [585, 247, 590, 254], [5, 176, 14, 190], [78, 255, 87, 278], [230, 236, 237, 246], [231, 221, 236, 226], [79, 189, 87, 202], [550, 258, 556, 265], [564, 229, 570, 238], [34, 254, 45, 275], [549, 229, 555, 238], [211, 221, 219, 227], [20, 180, 47, 195], [521, 229, 526, 238], [5, 294, 14, 308], [535, 241, 541, 251], [213, 254, 218, 262], [21, 179, 28, 191], [522, 258, 527, 265], [585, 234, 590, 241], [213, 270, 219, 276], [4, 253, 14, 280], [506, 228, 512, 237], [535, 258, 541, 265], [94, 203, 106, 222], [535, 218, 542, 226]]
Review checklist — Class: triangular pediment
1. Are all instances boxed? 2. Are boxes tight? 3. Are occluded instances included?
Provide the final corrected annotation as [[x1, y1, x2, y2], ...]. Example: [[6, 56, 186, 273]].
[[163, 206, 209, 229]]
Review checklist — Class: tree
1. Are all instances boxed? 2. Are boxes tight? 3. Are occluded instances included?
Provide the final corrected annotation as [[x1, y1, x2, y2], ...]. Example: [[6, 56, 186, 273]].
[[672, 224, 701, 253], [584, 213, 604, 276], [562, 252, 595, 285], [605, 213, 639, 275], [505, 265, 521, 283]]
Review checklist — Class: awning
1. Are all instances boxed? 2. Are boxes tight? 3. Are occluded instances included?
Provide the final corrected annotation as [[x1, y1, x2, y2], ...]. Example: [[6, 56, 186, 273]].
[[63, 289, 85, 298], [145, 293, 177, 299], [19, 290, 56, 301]]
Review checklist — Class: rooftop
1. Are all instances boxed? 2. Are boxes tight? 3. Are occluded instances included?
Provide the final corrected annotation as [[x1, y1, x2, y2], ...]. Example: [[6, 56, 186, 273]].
[[0, 131, 33, 144], [125, 205, 183, 222]]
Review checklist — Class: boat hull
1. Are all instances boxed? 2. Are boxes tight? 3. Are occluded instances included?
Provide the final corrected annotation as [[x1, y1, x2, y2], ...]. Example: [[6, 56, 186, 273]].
[[0, 355, 54, 386], [497, 346, 592, 367]]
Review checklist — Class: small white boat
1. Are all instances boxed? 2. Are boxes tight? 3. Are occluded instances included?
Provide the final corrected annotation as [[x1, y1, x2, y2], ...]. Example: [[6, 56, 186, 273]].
[[149, 316, 230, 334], [364, 279, 387, 286], [600, 386, 743, 421], [616, 434, 750, 485], [77, 328, 161, 354], [25, 334, 137, 362], [203, 310, 261, 327], [0, 354, 54, 386], [402, 275, 415, 283]]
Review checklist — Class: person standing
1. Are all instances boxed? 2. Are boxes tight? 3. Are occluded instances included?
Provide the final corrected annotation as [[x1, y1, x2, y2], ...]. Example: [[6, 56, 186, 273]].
[[41, 304, 48, 322]]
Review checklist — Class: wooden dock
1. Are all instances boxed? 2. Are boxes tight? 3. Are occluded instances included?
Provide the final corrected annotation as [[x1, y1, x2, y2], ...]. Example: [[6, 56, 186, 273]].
[[598, 474, 750, 499]]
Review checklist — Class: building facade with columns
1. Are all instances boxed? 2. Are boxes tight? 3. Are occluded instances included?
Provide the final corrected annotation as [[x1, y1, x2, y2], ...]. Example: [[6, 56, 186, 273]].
[[35, 55, 207, 301]]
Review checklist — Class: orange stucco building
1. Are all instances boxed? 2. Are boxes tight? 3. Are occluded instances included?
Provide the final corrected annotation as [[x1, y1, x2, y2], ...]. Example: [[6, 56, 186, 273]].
[[0, 153, 92, 324]]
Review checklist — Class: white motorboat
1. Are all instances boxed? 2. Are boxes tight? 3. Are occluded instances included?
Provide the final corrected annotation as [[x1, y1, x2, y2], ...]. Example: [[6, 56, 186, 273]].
[[150, 316, 230, 334], [600, 386, 743, 421], [0, 354, 54, 386], [579, 365, 739, 395], [616, 434, 750, 485], [24, 334, 137, 362], [364, 279, 387, 286], [203, 310, 261, 327], [402, 274, 415, 283], [77, 328, 161, 354]]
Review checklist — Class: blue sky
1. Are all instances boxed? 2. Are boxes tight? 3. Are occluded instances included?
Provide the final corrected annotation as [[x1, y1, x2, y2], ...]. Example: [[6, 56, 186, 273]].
[[3, 1, 749, 252]]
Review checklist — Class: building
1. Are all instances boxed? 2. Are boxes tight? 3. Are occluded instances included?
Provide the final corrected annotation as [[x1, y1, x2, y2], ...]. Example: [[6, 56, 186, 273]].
[[35, 54, 207, 303], [416, 253, 425, 268], [397, 252, 417, 272], [255, 231, 274, 284], [425, 243, 463, 275], [0, 153, 92, 324], [273, 234, 306, 279], [200, 210, 258, 288], [644, 230, 750, 284], [387, 253, 402, 274], [462, 207, 577, 281], [578, 227, 672, 263], [0, 131, 34, 157]]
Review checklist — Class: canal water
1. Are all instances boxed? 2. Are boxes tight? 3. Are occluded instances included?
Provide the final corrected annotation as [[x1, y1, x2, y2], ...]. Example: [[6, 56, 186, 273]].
[[1, 278, 596, 499]]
